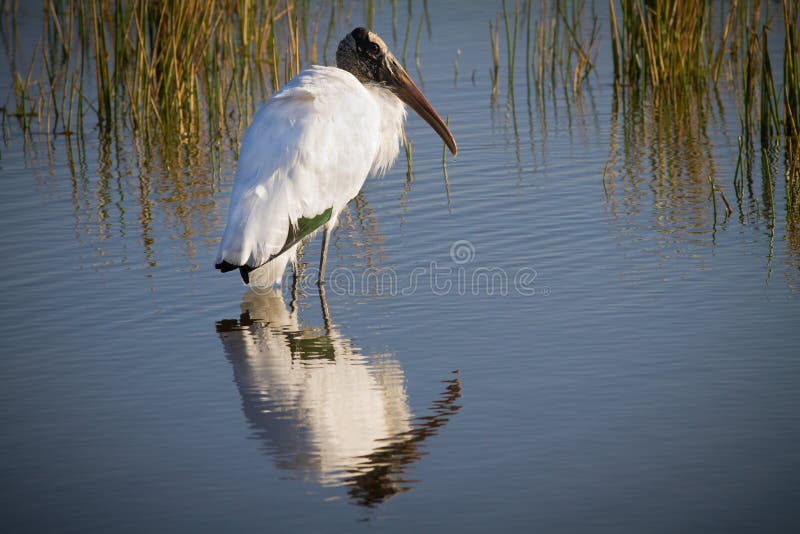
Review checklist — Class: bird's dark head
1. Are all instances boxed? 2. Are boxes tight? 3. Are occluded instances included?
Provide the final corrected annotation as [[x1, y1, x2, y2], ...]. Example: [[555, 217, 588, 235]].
[[336, 27, 457, 156], [336, 27, 396, 85]]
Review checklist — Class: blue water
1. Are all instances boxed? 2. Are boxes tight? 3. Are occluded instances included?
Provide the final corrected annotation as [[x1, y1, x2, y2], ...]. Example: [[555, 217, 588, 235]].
[[1, 2, 799, 532]]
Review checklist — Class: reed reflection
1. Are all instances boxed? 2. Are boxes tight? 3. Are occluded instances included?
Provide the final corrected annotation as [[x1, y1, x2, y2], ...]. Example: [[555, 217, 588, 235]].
[[216, 289, 462, 507], [605, 88, 721, 251]]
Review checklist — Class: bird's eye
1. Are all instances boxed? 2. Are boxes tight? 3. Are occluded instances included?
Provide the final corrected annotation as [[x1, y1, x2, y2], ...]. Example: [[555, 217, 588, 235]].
[[367, 42, 380, 55]]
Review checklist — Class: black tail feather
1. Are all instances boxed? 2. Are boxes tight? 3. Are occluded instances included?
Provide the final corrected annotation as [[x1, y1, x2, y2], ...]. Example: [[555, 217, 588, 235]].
[[215, 260, 239, 273], [215, 260, 253, 284], [239, 266, 252, 284]]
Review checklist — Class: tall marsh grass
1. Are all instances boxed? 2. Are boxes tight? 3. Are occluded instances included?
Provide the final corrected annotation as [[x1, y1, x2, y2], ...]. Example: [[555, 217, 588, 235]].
[[486, 0, 599, 103], [609, 0, 710, 91], [607, 0, 800, 219], [2, 0, 318, 143], [525, 0, 598, 96]]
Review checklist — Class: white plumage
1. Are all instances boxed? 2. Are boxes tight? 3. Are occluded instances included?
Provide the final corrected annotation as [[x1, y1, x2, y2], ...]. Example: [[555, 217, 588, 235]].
[[215, 28, 456, 287]]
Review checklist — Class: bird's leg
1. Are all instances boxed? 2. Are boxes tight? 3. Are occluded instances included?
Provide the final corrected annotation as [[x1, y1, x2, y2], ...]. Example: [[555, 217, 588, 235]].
[[318, 225, 330, 286], [318, 284, 332, 332]]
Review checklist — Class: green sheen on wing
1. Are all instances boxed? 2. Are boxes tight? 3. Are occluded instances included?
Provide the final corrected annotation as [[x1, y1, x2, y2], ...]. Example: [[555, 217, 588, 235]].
[[270, 207, 333, 261]]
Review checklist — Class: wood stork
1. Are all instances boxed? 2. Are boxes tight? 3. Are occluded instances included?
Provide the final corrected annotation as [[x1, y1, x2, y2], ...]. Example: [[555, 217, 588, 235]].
[[215, 27, 457, 287]]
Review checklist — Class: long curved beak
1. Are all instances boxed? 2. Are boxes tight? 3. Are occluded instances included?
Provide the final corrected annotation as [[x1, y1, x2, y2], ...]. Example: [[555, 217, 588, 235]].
[[390, 63, 457, 156]]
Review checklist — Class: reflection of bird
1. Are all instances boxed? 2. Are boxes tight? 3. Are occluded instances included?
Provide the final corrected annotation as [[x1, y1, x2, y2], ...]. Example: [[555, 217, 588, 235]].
[[218, 289, 411, 487], [216, 289, 462, 507], [215, 27, 457, 287]]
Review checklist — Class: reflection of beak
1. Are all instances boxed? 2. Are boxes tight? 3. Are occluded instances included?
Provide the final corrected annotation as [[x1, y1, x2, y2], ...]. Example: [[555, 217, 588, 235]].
[[389, 60, 458, 156]]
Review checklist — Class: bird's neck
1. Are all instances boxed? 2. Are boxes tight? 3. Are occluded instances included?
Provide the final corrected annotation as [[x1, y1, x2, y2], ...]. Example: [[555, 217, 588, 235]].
[[364, 84, 407, 176]]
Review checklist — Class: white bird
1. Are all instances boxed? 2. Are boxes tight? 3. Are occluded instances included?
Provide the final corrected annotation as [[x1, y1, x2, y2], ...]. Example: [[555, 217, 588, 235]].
[[215, 27, 457, 286]]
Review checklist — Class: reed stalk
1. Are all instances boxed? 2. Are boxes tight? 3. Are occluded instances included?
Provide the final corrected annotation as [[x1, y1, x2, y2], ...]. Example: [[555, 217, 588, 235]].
[[489, 18, 500, 96], [442, 116, 452, 207], [783, 0, 799, 141], [402, 0, 412, 66], [502, 0, 518, 91]]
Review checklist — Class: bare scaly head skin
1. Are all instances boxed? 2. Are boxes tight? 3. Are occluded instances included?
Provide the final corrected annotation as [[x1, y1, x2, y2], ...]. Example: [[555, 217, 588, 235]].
[[336, 28, 457, 156]]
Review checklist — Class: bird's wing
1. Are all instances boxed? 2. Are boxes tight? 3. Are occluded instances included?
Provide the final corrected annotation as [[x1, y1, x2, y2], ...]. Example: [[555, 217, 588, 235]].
[[216, 66, 382, 270]]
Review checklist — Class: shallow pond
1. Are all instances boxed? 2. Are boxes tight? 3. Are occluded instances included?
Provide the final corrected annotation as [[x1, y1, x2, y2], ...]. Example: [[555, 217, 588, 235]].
[[2, 2, 799, 532]]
